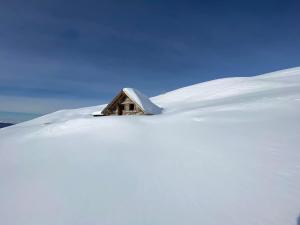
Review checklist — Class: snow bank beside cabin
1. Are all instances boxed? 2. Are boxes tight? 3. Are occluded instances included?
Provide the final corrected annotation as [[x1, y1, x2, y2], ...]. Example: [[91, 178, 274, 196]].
[[1, 67, 300, 225]]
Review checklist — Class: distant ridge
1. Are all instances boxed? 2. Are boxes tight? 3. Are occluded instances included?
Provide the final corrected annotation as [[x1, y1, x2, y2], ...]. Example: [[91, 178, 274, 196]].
[[0, 122, 14, 128]]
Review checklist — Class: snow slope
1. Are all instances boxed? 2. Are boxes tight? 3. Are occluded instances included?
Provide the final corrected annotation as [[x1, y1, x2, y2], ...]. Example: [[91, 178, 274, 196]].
[[1, 67, 300, 225]]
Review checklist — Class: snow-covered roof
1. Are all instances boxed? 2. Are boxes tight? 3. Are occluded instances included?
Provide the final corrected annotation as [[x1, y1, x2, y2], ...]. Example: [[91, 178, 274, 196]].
[[98, 88, 162, 116], [122, 88, 162, 115]]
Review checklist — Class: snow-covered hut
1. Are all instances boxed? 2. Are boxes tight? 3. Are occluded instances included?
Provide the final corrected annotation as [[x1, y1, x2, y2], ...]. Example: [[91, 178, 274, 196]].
[[95, 88, 162, 116]]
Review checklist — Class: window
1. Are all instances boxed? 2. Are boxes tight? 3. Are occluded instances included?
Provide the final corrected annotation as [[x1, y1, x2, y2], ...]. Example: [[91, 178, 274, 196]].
[[120, 105, 125, 110], [129, 104, 135, 111]]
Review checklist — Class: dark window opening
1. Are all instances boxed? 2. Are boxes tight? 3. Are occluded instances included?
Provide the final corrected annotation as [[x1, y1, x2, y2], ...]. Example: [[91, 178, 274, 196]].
[[120, 105, 125, 110], [129, 104, 135, 111]]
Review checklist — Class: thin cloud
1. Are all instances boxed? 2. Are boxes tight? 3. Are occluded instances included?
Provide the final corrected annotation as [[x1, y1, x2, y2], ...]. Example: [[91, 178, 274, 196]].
[[0, 95, 102, 114]]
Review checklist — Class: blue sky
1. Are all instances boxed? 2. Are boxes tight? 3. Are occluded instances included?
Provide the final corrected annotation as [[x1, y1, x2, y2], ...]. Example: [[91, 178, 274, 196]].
[[1, 0, 300, 123]]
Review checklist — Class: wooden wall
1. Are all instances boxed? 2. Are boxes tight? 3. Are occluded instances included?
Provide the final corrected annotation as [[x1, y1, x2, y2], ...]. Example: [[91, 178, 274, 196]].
[[103, 92, 144, 116]]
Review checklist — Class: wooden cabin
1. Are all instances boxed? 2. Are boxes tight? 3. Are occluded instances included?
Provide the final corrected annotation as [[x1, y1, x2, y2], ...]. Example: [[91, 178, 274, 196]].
[[93, 88, 161, 116]]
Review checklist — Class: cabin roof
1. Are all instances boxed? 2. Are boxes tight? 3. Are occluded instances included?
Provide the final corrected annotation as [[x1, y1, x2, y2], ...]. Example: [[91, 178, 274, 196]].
[[94, 88, 162, 116], [122, 88, 161, 115]]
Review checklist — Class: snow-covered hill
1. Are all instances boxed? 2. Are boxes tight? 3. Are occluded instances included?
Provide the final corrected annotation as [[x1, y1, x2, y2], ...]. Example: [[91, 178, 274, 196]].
[[1, 67, 300, 225]]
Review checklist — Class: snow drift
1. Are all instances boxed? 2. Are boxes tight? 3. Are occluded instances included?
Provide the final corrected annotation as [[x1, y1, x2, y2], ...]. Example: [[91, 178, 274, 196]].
[[1, 67, 300, 225]]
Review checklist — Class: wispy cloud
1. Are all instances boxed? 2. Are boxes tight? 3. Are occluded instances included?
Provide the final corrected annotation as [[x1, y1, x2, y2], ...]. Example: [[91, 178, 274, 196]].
[[0, 95, 101, 114], [0, 111, 40, 123]]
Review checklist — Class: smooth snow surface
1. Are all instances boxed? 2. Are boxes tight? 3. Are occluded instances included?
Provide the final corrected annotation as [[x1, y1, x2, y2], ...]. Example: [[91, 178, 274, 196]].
[[1, 67, 300, 225]]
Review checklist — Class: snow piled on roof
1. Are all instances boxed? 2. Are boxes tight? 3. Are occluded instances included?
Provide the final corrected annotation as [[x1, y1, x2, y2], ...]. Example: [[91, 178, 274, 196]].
[[122, 88, 162, 114]]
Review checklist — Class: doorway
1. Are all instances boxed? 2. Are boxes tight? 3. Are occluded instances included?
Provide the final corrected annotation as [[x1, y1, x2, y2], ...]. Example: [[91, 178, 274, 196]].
[[118, 104, 125, 115]]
